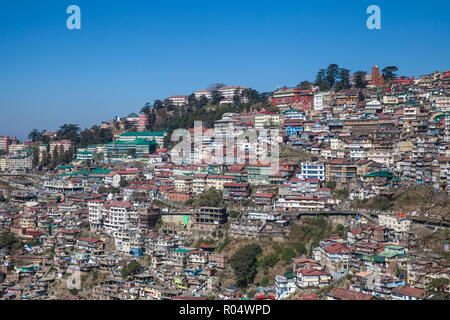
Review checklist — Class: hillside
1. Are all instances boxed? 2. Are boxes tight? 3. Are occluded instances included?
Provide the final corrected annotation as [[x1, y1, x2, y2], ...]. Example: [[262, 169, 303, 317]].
[[351, 185, 450, 217]]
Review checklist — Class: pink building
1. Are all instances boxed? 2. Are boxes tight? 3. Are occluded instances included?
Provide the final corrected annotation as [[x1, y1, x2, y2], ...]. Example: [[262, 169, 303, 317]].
[[49, 140, 74, 155], [138, 113, 148, 132], [0, 136, 11, 153]]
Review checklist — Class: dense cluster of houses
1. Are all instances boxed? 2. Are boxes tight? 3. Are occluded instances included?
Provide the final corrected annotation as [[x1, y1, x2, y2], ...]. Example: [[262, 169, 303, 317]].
[[0, 67, 449, 300], [273, 215, 449, 300]]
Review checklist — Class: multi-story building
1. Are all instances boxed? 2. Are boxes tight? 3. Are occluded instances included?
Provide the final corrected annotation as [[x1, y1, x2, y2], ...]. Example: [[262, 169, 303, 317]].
[[194, 89, 212, 100], [326, 159, 357, 183], [435, 96, 450, 111], [313, 241, 352, 278], [76, 150, 94, 163], [247, 163, 272, 185], [138, 113, 148, 132], [378, 214, 411, 232], [272, 87, 314, 112], [218, 86, 248, 99], [168, 95, 188, 107], [101, 201, 139, 235], [43, 179, 84, 193], [335, 88, 360, 107], [117, 131, 167, 147], [174, 176, 193, 193], [275, 273, 296, 300], [382, 95, 398, 105], [296, 268, 332, 289], [88, 200, 104, 230], [276, 195, 325, 211], [0, 136, 11, 153], [445, 112, 450, 143], [298, 161, 325, 181], [223, 182, 250, 201], [367, 149, 393, 167], [194, 207, 227, 226], [106, 139, 158, 159], [205, 175, 237, 191], [49, 140, 74, 156], [254, 112, 281, 129], [0, 153, 32, 172]]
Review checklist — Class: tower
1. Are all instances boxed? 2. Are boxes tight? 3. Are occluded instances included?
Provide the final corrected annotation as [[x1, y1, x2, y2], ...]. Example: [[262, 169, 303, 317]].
[[371, 65, 384, 87]]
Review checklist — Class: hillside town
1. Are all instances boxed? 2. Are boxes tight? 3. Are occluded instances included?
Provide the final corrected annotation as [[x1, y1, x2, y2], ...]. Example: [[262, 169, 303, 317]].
[[0, 65, 449, 300]]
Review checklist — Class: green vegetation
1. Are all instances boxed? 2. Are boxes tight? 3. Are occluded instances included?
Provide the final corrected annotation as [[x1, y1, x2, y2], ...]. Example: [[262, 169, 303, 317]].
[[260, 276, 270, 287], [97, 186, 120, 195], [216, 236, 230, 253], [121, 260, 142, 278], [256, 217, 334, 280], [260, 253, 280, 269], [325, 181, 336, 190], [194, 237, 215, 248], [195, 188, 223, 207], [279, 145, 311, 161], [92, 270, 99, 281], [351, 185, 449, 216], [334, 188, 349, 199], [334, 224, 350, 239], [281, 247, 296, 263], [427, 278, 450, 300], [140, 87, 269, 148], [294, 241, 306, 256], [290, 216, 332, 245], [152, 199, 172, 209], [229, 210, 239, 219], [68, 288, 79, 296], [230, 243, 262, 288], [0, 232, 23, 254], [79, 126, 114, 148], [382, 66, 399, 81], [354, 71, 368, 89], [247, 289, 256, 298], [315, 64, 351, 92]]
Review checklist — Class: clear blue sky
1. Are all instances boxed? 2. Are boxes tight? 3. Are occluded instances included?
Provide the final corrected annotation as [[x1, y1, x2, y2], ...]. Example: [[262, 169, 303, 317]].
[[0, 0, 449, 140]]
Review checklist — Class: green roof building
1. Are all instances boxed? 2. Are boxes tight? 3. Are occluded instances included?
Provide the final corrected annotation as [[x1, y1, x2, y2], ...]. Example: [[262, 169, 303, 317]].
[[106, 138, 157, 159], [117, 130, 167, 147], [76, 150, 94, 162]]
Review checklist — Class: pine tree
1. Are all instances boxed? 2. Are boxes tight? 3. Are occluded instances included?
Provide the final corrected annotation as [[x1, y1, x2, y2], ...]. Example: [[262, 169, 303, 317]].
[[39, 150, 50, 169], [51, 146, 59, 168], [354, 71, 368, 89]]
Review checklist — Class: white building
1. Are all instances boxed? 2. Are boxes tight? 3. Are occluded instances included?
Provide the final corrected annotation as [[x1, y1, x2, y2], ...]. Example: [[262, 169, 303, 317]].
[[435, 96, 450, 111], [218, 86, 248, 99], [275, 274, 297, 300], [296, 268, 332, 289], [168, 95, 189, 107], [367, 149, 393, 166], [194, 89, 212, 100], [378, 214, 411, 232], [314, 92, 331, 111], [0, 154, 32, 172], [254, 112, 281, 129], [247, 212, 281, 221], [104, 172, 121, 188], [365, 100, 382, 113], [298, 161, 325, 181], [87, 200, 104, 230], [382, 96, 399, 105]]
